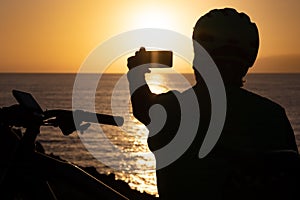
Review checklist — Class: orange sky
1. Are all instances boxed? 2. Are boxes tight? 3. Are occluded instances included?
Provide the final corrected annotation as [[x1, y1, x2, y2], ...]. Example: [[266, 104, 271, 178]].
[[1, 0, 300, 73]]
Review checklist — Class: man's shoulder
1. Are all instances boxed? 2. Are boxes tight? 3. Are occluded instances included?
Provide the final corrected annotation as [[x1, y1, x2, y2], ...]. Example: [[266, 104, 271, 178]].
[[237, 88, 285, 113]]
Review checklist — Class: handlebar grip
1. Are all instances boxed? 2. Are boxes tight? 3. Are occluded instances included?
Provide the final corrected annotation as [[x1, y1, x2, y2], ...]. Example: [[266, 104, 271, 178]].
[[95, 113, 124, 126], [76, 111, 124, 126]]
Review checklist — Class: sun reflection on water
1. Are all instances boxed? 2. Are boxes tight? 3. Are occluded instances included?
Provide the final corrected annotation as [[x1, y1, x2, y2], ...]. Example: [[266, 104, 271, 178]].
[[124, 73, 169, 197], [146, 73, 169, 94]]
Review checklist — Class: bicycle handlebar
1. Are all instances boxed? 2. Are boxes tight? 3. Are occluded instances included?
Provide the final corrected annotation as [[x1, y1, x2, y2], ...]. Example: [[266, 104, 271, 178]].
[[79, 111, 124, 126], [44, 109, 124, 127]]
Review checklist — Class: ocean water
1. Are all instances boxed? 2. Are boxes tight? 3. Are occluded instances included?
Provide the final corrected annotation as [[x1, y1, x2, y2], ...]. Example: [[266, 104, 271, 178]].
[[0, 73, 299, 196]]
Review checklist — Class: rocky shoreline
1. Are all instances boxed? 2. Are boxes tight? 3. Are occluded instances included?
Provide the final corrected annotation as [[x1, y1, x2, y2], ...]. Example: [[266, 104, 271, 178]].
[[48, 153, 158, 200], [81, 166, 158, 200]]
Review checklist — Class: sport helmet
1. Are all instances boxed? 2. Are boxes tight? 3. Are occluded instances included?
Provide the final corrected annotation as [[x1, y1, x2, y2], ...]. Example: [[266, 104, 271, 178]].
[[193, 8, 259, 69]]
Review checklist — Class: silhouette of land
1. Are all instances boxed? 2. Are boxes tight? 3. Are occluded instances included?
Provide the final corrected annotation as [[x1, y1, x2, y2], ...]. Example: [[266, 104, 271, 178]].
[[47, 152, 158, 200]]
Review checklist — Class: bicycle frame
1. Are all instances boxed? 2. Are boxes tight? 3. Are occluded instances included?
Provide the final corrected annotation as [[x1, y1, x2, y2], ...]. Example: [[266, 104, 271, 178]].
[[0, 125, 129, 200]]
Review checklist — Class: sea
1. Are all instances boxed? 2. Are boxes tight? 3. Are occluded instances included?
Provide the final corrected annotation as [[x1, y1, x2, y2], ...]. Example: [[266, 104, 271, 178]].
[[0, 73, 299, 197]]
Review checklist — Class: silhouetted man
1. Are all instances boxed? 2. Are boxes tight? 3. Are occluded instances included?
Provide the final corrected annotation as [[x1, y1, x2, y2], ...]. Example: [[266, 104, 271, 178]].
[[127, 8, 298, 200]]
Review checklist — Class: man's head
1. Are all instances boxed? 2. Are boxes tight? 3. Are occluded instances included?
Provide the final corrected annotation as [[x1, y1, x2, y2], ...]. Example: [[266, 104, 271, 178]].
[[192, 8, 259, 87]]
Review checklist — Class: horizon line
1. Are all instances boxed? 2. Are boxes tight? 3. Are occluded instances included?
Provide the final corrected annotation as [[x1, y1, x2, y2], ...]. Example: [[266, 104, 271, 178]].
[[1, 72, 300, 74]]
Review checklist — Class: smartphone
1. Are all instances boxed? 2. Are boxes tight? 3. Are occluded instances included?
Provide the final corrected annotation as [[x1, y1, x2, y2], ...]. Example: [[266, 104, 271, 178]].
[[12, 89, 44, 115], [138, 49, 173, 68]]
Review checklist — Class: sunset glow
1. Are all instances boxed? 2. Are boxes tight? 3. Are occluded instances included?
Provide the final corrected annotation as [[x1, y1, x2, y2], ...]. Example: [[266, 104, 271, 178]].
[[133, 7, 177, 29], [1, 0, 300, 73]]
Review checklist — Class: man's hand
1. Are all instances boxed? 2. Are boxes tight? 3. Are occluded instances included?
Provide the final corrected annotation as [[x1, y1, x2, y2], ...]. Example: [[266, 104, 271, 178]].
[[0, 104, 43, 128], [44, 110, 90, 135], [127, 47, 151, 73]]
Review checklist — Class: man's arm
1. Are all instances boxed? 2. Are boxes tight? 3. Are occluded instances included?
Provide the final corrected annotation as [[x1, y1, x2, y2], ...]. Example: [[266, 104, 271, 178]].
[[127, 65, 157, 125], [126, 47, 177, 126], [126, 48, 158, 125]]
